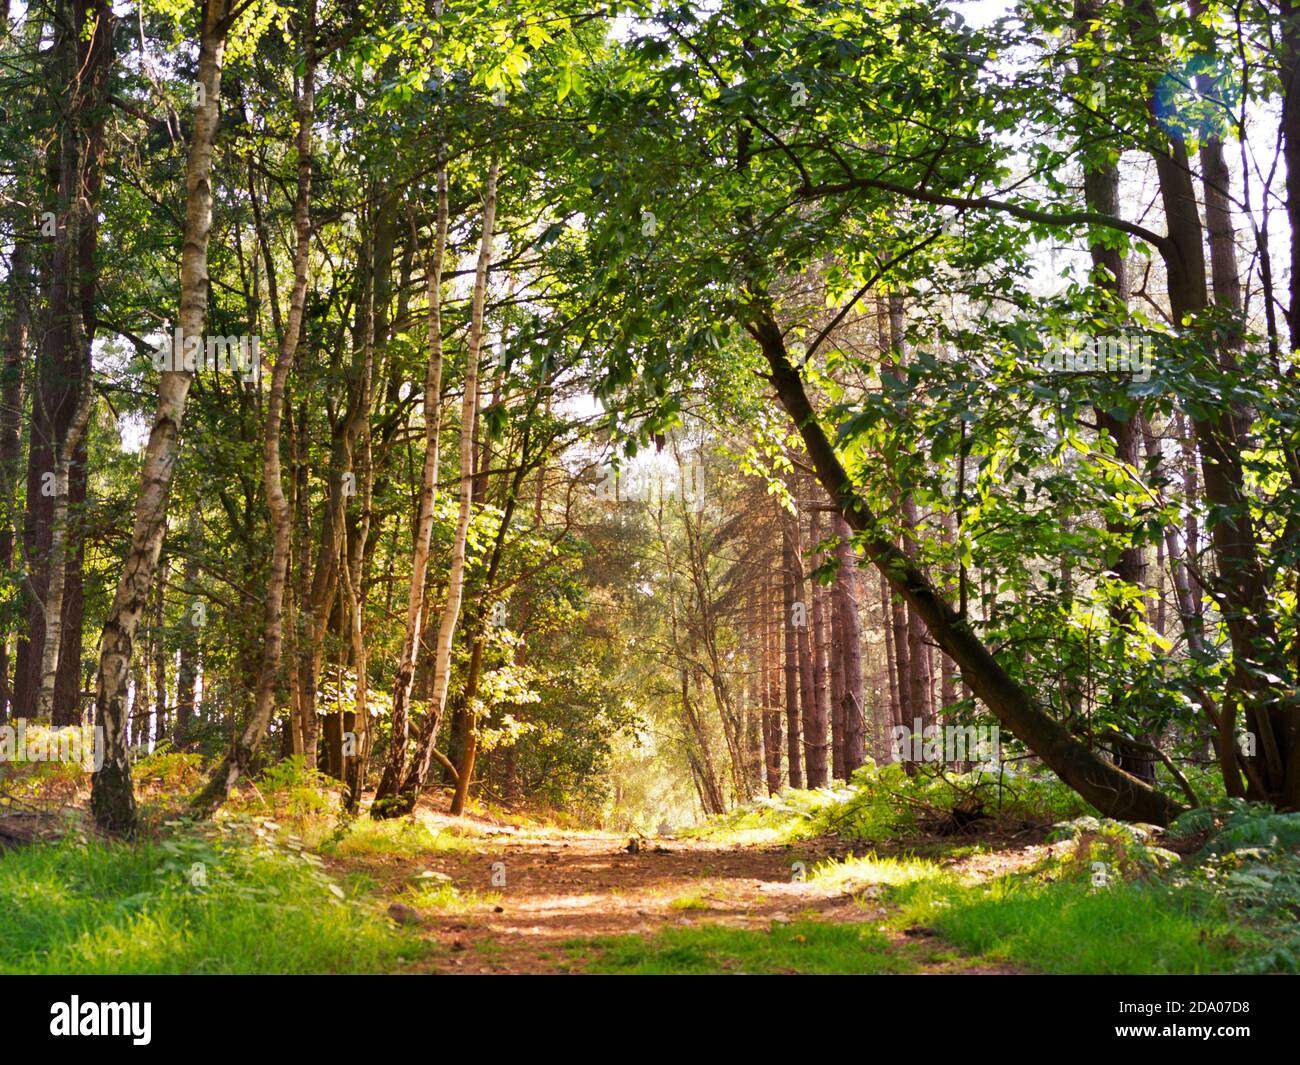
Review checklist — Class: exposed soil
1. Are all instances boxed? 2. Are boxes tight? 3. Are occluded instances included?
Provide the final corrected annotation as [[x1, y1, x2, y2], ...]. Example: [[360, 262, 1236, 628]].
[[330, 799, 1041, 974]]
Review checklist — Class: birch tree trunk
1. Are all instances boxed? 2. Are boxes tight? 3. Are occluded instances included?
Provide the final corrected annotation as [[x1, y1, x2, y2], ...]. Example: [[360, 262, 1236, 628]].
[[35, 380, 93, 721], [91, 0, 232, 833], [374, 163, 448, 809], [376, 159, 498, 817], [196, 0, 315, 809]]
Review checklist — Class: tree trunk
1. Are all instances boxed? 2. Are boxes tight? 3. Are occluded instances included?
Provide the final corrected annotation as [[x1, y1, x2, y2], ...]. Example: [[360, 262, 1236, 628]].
[[196, 1, 315, 807], [24, 0, 113, 726], [0, 232, 31, 721], [374, 162, 448, 807], [833, 513, 865, 773], [1075, 2, 1154, 781], [172, 507, 203, 747], [877, 571, 895, 763], [788, 506, 826, 785], [91, 0, 232, 834], [1128, 0, 1293, 805], [1279, 1, 1300, 350], [809, 505, 833, 779], [763, 565, 782, 791], [781, 517, 803, 788], [377, 159, 499, 817], [754, 314, 1183, 823], [151, 567, 167, 744]]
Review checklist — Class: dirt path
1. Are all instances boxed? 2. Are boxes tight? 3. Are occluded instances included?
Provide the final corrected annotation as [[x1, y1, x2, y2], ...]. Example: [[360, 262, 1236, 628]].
[[329, 804, 1031, 974]]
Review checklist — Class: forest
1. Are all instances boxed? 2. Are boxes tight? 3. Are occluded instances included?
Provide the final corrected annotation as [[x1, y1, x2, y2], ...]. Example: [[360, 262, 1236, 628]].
[[0, 0, 1298, 986]]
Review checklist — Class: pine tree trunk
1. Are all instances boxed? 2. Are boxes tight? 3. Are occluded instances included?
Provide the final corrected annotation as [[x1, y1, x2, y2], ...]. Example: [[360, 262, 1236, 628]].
[[809, 506, 833, 780], [0, 231, 31, 722], [879, 572, 897, 759], [151, 569, 167, 744], [28, 0, 113, 726], [781, 518, 803, 788], [788, 507, 826, 785], [763, 566, 782, 792], [833, 514, 865, 773]]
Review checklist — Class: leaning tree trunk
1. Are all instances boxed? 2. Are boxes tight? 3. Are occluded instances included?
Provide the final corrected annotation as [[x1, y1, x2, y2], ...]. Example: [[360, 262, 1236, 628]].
[[91, 0, 231, 834], [754, 314, 1183, 823]]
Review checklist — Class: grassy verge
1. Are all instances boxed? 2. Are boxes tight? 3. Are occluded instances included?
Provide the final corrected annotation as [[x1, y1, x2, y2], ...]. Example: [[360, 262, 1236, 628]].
[[882, 861, 1239, 975], [0, 831, 422, 974], [567, 920, 915, 975]]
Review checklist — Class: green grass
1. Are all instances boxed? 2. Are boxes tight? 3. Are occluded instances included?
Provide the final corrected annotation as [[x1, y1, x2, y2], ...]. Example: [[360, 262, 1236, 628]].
[[404, 873, 501, 913], [810, 852, 942, 892], [666, 892, 713, 911], [568, 920, 915, 974], [810, 848, 1242, 975], [317, 812, 489, 858], [0, 834, 422, 974], [891, 873, 1240, 974]]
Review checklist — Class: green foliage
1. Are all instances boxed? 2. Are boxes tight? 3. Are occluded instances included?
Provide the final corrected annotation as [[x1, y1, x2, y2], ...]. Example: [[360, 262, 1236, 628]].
[[1050, 815, 1181, 880], [228, 756, 346, 821], [319, 812, 488, 858], [131, 747, 206, 794], [1169, 799, 1300, 856], [1165, 801, 1300, 973], [404, 870, 500, 914], [690, 763, 1093, 846]]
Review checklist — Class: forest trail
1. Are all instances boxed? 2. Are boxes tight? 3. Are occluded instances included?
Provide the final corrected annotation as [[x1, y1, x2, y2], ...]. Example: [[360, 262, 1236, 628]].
[[328, 801, 1029, 974]]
